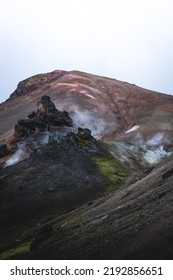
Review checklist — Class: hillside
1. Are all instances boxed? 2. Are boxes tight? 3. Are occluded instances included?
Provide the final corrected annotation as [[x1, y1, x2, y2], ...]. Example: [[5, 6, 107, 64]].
[[0, 70, 173, 259]]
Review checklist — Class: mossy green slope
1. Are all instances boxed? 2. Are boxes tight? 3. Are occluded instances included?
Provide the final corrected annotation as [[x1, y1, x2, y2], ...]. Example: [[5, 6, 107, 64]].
[[92, 153, 130, 192], [0, 241, 31, 260]]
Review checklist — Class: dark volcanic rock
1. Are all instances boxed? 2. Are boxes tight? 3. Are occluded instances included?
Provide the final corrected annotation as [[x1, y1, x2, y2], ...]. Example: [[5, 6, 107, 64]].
[[0, 144, 8, 158], [14, 95, 73, 140], [37, 95, 57, 115], [36, 95, 72, 127], [0, 135, 111, 230], [31, 225, 54, 250], [56, 127, 103, 156], [162, 167, 173, 179], [16, 119, 46, 135]]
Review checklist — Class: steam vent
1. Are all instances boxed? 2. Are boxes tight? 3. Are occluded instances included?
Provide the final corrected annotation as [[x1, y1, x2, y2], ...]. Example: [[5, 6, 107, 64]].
[[0, 70, 173, 260]]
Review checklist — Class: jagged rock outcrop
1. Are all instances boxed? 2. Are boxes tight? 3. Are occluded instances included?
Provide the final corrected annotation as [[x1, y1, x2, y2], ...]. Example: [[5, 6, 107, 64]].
[[59, 127, 103, 155], [14, 95, 73, 140], [10, 70, 66, 97]]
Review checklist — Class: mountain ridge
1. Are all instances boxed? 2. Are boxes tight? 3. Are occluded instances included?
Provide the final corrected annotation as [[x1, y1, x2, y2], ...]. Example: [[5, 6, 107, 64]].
[[0, 69, 173, 259]]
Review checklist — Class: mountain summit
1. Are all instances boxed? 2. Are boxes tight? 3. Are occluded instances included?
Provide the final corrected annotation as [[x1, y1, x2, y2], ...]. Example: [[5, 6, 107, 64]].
[[0, 70, 173, 259]]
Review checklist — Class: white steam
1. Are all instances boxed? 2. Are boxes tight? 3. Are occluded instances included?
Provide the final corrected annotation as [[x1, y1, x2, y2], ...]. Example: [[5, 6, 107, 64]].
[[3, 128, 76, 168], [38, 127, 75, 144], [144, 146, 171, 165], [49, 127, 75, 141], [134, 132, 172, 164], [54, 102, 102, 137], [4, 144, 26, 167], [146, 132, 164, 147], [54, 101, 119, 139], [71, 108, 108, 138], [39, 132, 49, 144]]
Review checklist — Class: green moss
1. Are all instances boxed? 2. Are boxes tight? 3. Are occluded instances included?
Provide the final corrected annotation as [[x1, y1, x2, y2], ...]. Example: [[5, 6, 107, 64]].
[[93, 155, 130, 191], [61, 211, 89, 228], [0, 241, 31, 260]]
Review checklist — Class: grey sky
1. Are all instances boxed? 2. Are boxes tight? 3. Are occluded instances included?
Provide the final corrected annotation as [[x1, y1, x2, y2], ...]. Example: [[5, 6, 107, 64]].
[[0, 0, 173, 103]]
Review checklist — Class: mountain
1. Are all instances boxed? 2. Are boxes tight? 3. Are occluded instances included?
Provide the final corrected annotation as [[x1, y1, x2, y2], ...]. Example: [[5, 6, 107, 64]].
[[0, 70, 173, 260]]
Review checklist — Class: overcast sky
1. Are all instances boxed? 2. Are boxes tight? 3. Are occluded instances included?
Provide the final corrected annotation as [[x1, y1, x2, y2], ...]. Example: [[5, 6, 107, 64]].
[[0, 0, 173, 103]]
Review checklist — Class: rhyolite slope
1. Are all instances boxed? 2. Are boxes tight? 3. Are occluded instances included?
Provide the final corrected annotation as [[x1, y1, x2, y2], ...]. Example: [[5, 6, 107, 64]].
[[0, 70, 173, 260]]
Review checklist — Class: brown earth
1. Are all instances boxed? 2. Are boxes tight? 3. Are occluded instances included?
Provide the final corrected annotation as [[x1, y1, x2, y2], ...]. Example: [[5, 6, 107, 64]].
[[1, 70, 173, 142]]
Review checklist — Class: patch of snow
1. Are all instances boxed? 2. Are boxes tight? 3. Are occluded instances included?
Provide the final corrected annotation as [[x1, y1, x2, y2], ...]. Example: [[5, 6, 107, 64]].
[[125, 125, 140, 134], [82, 93, 96, 100]]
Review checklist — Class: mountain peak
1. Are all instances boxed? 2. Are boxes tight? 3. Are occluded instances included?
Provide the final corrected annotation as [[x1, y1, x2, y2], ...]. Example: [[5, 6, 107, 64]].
[[0, 70, 173, 260]]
